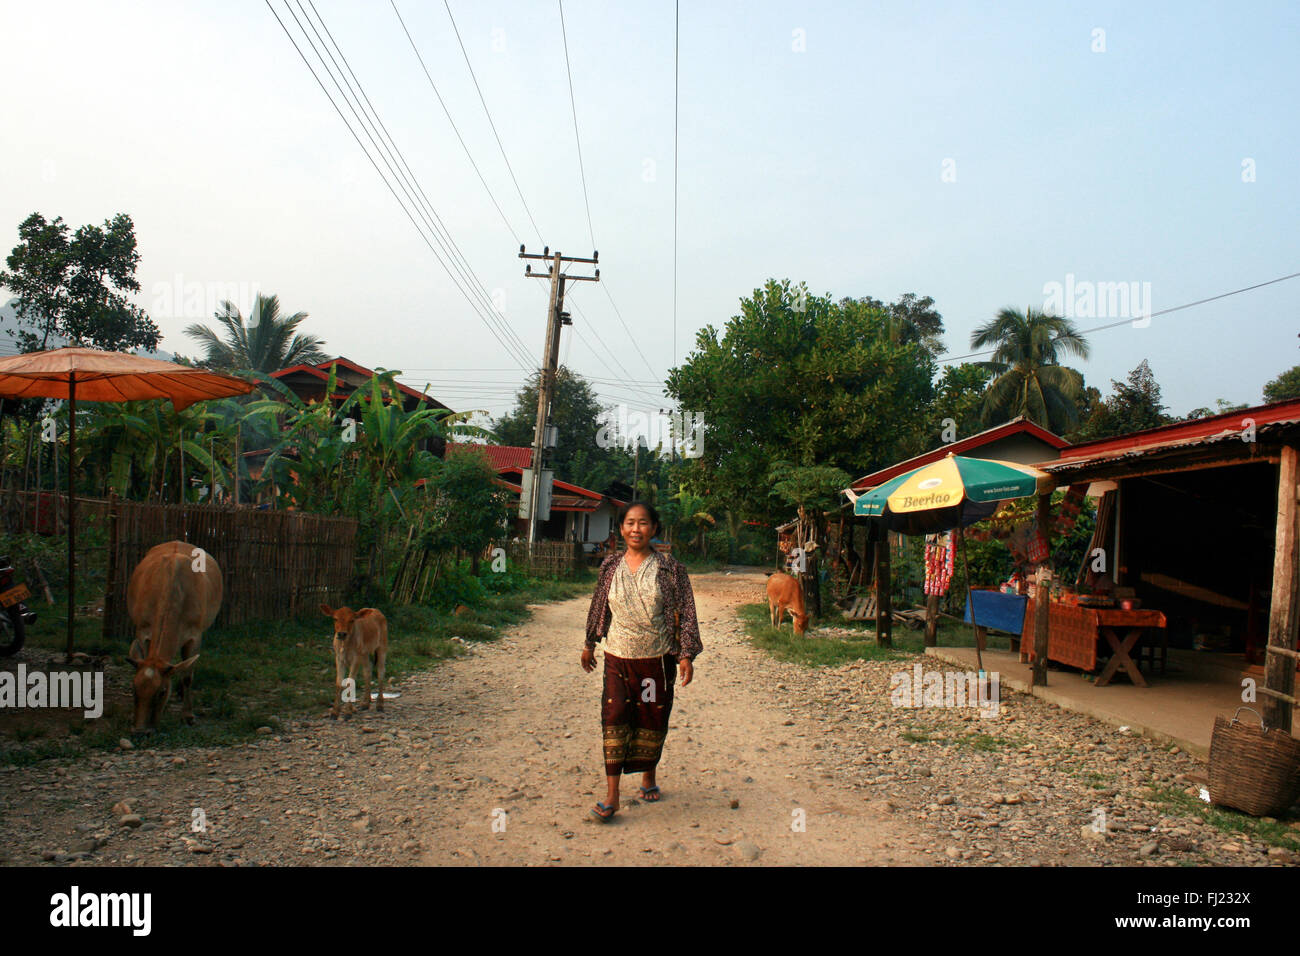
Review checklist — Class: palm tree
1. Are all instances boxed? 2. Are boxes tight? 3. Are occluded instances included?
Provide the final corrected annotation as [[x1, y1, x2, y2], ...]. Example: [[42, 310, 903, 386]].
[[184, 293, 327, 373], [970, 306, 1089, 433]]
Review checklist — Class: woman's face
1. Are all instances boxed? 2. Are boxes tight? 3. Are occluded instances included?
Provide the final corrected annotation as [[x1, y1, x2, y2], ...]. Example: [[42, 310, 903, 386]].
[[621, 507, 656, 549]]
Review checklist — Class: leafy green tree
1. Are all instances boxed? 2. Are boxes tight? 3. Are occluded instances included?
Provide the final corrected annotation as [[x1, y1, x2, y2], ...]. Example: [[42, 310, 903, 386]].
[[1075, 359, 1173, 440], [843, 292, 947, 359], [420, 451, 511, 556], [970, 306, 1089, 432], [766, 461, 852, 615], [1066, 382, 1103, 441], [490, 365, 625, 492], [184, 293, 327, 372], [1264, 365, 1300, 404], [927, 363, 994, 446], [1185, 398, 1249, 420], [668, 279, 934, 527], [0, 212, 160, 352]]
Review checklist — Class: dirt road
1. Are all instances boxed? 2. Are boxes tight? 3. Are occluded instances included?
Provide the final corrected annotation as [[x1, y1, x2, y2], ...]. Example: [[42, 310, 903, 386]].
[[1, 568, 1281, 867]]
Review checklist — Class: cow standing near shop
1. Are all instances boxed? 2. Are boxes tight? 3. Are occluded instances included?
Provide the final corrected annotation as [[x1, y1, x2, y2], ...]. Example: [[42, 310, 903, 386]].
[[766, 571, 809, 636]]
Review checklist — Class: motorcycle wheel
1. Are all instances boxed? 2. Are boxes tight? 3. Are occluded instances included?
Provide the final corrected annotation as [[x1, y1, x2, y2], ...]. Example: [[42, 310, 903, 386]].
[[0, 605, 25, 656]]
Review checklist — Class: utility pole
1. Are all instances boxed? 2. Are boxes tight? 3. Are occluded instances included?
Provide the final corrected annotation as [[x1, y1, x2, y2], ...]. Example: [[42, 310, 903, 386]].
[[519, 245, 599, 547]]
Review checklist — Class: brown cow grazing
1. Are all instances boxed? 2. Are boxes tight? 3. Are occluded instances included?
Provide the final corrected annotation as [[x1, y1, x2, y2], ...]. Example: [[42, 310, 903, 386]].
[[321, 604, 388, 717], [126, 540, 223, 734], [766, 571, 809, 636]]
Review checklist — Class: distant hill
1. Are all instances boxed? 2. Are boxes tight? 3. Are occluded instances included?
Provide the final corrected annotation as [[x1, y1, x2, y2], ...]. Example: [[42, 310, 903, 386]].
[[0, 298, 175, 361]]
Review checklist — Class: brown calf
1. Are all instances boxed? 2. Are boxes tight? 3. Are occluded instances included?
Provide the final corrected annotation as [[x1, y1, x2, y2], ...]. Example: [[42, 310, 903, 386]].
[[766, 571, 809, 636], [321, 604, 388, 717]]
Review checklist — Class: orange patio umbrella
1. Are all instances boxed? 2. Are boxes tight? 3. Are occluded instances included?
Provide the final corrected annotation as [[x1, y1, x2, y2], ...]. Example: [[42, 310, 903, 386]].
[[0, 348, 256, 657]]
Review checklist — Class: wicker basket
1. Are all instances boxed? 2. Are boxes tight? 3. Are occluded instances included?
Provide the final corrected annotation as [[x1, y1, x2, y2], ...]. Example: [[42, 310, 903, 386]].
[[1208, 707, 1300, 816]]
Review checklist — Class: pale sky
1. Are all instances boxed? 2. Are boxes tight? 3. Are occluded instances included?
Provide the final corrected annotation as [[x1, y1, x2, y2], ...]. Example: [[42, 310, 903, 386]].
[[2, 0, 1297, 427]]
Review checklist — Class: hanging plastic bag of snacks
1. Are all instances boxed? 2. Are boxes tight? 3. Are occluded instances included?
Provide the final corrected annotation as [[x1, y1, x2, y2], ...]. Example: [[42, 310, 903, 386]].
[[924, 532, 955, 596]]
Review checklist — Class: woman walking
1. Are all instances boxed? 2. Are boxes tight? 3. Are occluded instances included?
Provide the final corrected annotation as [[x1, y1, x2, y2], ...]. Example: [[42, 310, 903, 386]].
[[581, 502, 702, 822]]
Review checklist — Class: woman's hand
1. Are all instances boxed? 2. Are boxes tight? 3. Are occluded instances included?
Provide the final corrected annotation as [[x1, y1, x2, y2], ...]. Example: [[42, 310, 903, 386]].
[[580, 645, 596, 672], [678, 658, 694, 687]]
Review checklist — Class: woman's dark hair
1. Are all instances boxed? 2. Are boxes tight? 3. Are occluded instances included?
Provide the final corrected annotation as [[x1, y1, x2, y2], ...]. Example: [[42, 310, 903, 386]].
[[618, 501, 661, 537]]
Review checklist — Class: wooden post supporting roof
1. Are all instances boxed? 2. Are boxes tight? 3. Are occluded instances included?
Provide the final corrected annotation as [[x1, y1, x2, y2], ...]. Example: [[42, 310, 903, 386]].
[[875, 536, 892, 647], [1263, 445, 1300, 732], [1031, 493, 1052, 687]]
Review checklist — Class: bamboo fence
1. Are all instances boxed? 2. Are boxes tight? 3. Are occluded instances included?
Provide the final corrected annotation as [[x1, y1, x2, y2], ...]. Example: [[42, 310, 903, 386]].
[[102, 499, 357, 640], [3, 489, 111, 537], [508, 540, 584, 578]]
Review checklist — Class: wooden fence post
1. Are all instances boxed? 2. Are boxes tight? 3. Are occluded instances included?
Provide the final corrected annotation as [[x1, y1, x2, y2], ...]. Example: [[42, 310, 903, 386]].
[[1263, 444, 1300, 732]]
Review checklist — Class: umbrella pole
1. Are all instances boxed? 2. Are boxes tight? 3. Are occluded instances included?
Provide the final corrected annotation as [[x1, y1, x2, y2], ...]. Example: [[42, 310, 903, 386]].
[[958, 523, 983, 674], [66, 373, 76, 659]]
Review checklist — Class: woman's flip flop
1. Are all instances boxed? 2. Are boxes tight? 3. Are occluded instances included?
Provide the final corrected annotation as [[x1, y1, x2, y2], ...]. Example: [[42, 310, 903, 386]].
[[638, 785, 662, 802], [590, 801, 617, 822]]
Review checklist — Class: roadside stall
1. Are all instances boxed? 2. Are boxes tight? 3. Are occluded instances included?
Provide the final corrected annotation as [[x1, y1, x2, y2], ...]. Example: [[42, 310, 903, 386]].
[[847, 453, 1055, 674]]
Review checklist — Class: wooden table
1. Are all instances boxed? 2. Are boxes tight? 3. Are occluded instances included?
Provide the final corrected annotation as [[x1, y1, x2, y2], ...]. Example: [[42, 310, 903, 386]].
[[1021, 599, 1168, 687]]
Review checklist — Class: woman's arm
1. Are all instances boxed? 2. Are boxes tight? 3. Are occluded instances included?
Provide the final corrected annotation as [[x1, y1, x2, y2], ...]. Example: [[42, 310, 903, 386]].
[[673, 563, 703, 660], [585, 556, 616, 647]]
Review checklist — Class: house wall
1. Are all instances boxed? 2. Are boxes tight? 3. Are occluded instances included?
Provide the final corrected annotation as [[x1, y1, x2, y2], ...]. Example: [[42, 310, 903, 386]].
[[587, 504, 613, 546], [971, 434, 1063, 466]]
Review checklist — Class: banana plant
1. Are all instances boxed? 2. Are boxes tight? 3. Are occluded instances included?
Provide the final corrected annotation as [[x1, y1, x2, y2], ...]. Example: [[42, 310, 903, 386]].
[[671, 488, 717, 557], [74, 399, 232, 502]]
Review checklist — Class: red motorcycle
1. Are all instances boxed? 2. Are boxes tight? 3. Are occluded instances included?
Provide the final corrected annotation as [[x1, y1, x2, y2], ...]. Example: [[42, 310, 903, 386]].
[[0, 554, 36, 656]]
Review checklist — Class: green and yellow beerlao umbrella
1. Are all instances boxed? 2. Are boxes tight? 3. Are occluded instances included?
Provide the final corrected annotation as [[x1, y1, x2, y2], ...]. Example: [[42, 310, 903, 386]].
[[848, 453, 1053, 673], [852, 453, 1052, 534]]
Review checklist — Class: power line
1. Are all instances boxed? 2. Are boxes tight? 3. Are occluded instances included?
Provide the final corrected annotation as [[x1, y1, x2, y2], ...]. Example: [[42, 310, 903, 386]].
[[567, 293, 667, 405], [599, 281, 661, 381], [940, 269, 1300, 366], [673, 0, 679, 370], [554, 2, 664, 384], [266, 0, 536, 372], [557, 0, 596, 250], [572, 324, 667, 407], [398, 0, 667, 399], [300, 0, 535, 368], [390, 0, 523, 247], [444, 0, 546, 245]]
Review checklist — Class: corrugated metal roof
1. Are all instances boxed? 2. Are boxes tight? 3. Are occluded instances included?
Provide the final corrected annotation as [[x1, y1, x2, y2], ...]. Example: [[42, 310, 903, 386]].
[[1045, 417, 1300, 473], [1057, 397, 1300, 462], [445, 442, 534, 471]]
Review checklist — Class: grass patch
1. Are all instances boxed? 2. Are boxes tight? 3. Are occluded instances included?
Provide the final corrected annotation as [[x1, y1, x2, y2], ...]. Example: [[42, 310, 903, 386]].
[[1145, 785, 1300, 851], [739, 602, 909, 666], [1070, 768, 1115, 789]]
